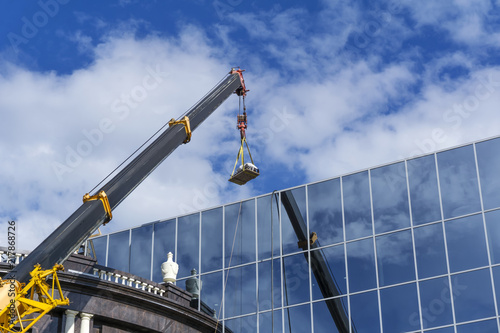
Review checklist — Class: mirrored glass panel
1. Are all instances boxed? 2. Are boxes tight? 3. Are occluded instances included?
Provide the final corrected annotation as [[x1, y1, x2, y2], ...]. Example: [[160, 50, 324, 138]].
[[281, 187, 308, 255], [259, 310, 282, 333], [437, 145, 481, 219], [224, 264, 256, 318], [350, 291, 380, 333], [376, 230, 415, 286], [201, 208, 222, 273], [407, 154, 442, 225], [311, 244, 346, 300], [485, 209, 500, 264], [419, 277, 453, 329], [224, 314, 256, 333], [457, 320, 498, 333], [257, 194, 280, 261], [492, 266, 500, 312], [89, 236, 107, 266], [445, 214, 488, 272], [130, 224, 153, 280], [380, 283, 420, 333], [258, 259, 281, 311], [414, 222, 448, 279], [200, 271, 222, 317], [453, 269, 495, 323], [107, 230, 130, 272], [152, 219, 175, 282], [225, 200, 255, 267], [371, 162, 411, 234], [312, 297, 348, 333], [177, 213, 199, 279], [283, 253, 310, 306], [284, 304, 311, 333], [346, 238, 377, 293], [476, 137, 500, 210], [308, 178, 343, 246], [343, 171, 372, 240]]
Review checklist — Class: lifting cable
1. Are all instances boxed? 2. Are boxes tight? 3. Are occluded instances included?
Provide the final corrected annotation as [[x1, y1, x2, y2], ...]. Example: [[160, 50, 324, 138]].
[[87, 73, 231, 196], [214, 202, 243, 333]]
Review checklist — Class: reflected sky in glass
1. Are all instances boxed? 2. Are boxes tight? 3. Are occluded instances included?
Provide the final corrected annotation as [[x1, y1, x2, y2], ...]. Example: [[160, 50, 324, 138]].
[[371, 162, 411, 234], [457, 320, 498, 333], [130, 224, 152, 280], [284, 304, 311, 333], [201, 207, 222, 273], [347, 238, 377, 293], [492, 266, 500, 315], [445, 214, 488, 272], [350, 290, 380, 333], [200, 271, 222, 315], [225, 200, 255, 267], [308, 178, 343, 246], [414, 222, 448, 279], [89, 235, 107, 266], [437, 145, 481, 219], [485, 209, 500, 264], [107, 230, 129, 272], [407, 154, 442, 225], [258, 259, 281, 311], [311, 244, 346, 300], [343, 171, 372, 240], [419, 277, 453, 329], [283, 253, 310, 305], [259, 310, 282, 333], [312, 297, 348, 333], [152, 219, 175, 282], [225, 314, 257, 333], [177, 213, 199, 279], [380, 283, 420, 333], [257, 194, 280, 260], [376, 230, 415, 286], [224, 264, 256, 318], [453, 269, 495, 323], [281, 187, 307, 255], [476, 137, 500, 210]]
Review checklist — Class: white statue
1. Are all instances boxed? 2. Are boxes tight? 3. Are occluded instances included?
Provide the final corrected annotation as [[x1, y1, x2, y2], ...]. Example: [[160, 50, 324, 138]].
[[161, 252, 179, 284]]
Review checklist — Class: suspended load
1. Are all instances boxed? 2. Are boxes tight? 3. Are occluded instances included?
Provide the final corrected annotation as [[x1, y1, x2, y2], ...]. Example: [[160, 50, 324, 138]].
[[228, 69, 259, 185]]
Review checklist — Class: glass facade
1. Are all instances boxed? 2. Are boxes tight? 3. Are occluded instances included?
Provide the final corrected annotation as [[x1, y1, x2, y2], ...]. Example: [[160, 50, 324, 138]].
[[89, 136, 500, 332]]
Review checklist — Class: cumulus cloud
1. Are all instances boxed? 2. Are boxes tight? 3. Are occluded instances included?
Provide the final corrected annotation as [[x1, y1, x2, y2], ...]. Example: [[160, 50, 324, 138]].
[[2, 0, 500, 251]]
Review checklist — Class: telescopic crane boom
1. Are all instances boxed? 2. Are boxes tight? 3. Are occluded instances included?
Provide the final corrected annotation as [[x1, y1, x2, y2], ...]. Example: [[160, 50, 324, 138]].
[[1, 69, 248, 332]]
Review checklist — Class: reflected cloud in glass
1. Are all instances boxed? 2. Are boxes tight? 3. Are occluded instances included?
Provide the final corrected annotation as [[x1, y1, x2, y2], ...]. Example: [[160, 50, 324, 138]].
[[407, 154, 442, 225], [371, 162, 410, 234], [476, 137, 500, 210], [437, 145, 481, 219], [343, 171, 372, 241], [308, 178, 343, 246]]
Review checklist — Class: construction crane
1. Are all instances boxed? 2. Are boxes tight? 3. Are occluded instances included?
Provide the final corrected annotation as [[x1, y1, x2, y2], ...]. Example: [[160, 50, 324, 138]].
[[0, 68, 251, 333]]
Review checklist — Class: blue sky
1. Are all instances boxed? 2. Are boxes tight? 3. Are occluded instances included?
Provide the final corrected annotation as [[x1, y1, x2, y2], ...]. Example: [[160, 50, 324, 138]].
[[1, 0, 500, 249]]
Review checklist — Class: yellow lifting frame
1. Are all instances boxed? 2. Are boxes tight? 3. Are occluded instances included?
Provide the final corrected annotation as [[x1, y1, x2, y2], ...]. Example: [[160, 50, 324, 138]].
[[83, 190, 112, 225], [0, 264, 69, 333], [230, 136, 255, 178]]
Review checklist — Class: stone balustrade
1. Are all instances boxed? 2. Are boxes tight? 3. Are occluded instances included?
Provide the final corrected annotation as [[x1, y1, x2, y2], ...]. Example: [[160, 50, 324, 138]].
[[86, 267, 167, 297]]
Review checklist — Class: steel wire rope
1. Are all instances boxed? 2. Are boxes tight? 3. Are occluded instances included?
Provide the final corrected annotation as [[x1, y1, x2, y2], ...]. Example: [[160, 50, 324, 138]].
[[214, 201, 243, 333], [88, 73, 233, 195]]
